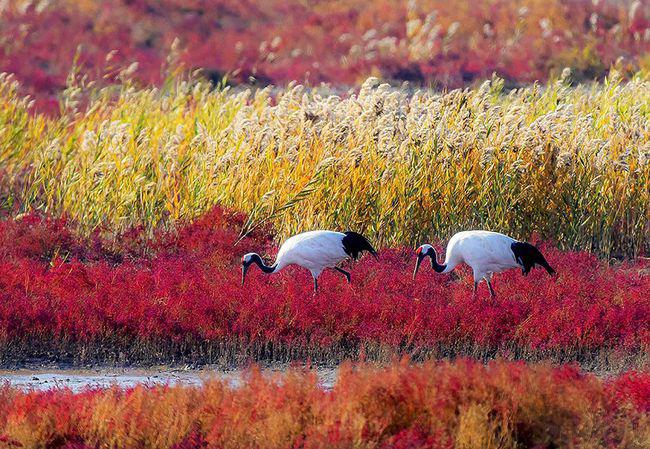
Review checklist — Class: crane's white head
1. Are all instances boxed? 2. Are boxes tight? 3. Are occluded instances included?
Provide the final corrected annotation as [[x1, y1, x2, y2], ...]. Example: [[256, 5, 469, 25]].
[[413, 244, 436, 279]]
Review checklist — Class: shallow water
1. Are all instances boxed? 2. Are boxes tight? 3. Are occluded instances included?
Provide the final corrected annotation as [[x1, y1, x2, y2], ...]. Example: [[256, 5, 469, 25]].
[[0, 367, 338, 392]]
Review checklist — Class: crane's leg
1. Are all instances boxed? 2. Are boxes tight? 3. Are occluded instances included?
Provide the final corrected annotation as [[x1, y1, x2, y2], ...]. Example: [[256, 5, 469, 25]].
[[313, 277, 318, 293], [472, 269, 482, 299], [486, 279, 495, 298], [334, 267, 351, 283], [485, 273, 495, 298]]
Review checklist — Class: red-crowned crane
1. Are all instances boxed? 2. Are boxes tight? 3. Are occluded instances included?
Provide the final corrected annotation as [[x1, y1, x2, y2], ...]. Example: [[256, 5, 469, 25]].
[[413, 230, 555, 297], [241, 230, 378, 292]]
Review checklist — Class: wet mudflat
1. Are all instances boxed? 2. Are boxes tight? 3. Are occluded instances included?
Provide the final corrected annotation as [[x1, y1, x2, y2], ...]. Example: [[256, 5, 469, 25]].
[[0, 366, 338, 392]]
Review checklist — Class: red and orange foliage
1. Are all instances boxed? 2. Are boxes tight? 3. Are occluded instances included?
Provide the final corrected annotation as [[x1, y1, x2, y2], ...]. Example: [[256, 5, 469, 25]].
[[0, 360, 647, 448], [0, 207, 647, 364], [1, 0, 648, 112]]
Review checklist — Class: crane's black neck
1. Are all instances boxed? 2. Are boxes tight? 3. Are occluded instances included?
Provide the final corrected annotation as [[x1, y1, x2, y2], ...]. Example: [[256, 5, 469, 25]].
[[425, 248, 447, 273], [431, 259, 447, 273], [250, 254, 276, 273]]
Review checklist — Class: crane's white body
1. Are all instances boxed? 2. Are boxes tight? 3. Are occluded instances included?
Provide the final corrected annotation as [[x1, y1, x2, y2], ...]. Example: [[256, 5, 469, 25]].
[[242, 229, 377, 292], [273, 230, 349, 278], [440, 230, 520, 282], [416, 230, 554, 297]]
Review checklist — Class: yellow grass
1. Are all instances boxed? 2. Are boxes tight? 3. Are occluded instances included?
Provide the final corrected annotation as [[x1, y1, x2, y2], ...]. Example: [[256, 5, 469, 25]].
[[0, 71, 648, 256]]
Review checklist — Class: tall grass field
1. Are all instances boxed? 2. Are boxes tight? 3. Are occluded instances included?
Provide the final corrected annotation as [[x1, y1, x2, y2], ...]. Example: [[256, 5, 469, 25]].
[[1, 72, 648, 257]]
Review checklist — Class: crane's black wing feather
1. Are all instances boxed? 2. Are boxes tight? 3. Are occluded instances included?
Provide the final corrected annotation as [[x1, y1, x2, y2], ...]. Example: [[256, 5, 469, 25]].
[[511, 241, 555, 275], [342, 231, 378, 260]]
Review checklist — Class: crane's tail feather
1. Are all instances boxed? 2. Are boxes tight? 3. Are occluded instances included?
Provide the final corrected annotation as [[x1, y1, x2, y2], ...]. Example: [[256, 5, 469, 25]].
[[511, 242, 555, 276], [343, 231, 379, 260]]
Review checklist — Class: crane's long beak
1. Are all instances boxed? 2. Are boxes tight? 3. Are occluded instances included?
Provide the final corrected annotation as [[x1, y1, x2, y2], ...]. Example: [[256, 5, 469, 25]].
[[371, 249, 379, 261], [413, 254, 425, 279], [241, 264, 249, 285]]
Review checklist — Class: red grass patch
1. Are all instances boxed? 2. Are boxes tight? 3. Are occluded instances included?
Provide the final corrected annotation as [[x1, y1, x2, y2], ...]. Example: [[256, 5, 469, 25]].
[[0, 207, 647, 364], [1, 0, 648, 113]]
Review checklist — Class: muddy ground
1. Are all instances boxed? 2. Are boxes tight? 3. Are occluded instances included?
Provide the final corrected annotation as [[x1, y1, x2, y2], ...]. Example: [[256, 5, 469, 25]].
[[0, 366, 339, 391]]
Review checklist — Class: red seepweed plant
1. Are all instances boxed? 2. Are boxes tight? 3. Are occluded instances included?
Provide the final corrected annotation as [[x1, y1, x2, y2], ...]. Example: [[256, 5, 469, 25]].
[[0, 207, 647, 366]]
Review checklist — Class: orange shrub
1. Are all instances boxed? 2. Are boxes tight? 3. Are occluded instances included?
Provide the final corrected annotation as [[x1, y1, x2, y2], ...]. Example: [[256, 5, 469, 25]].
[[0, 360, 647, 448]]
